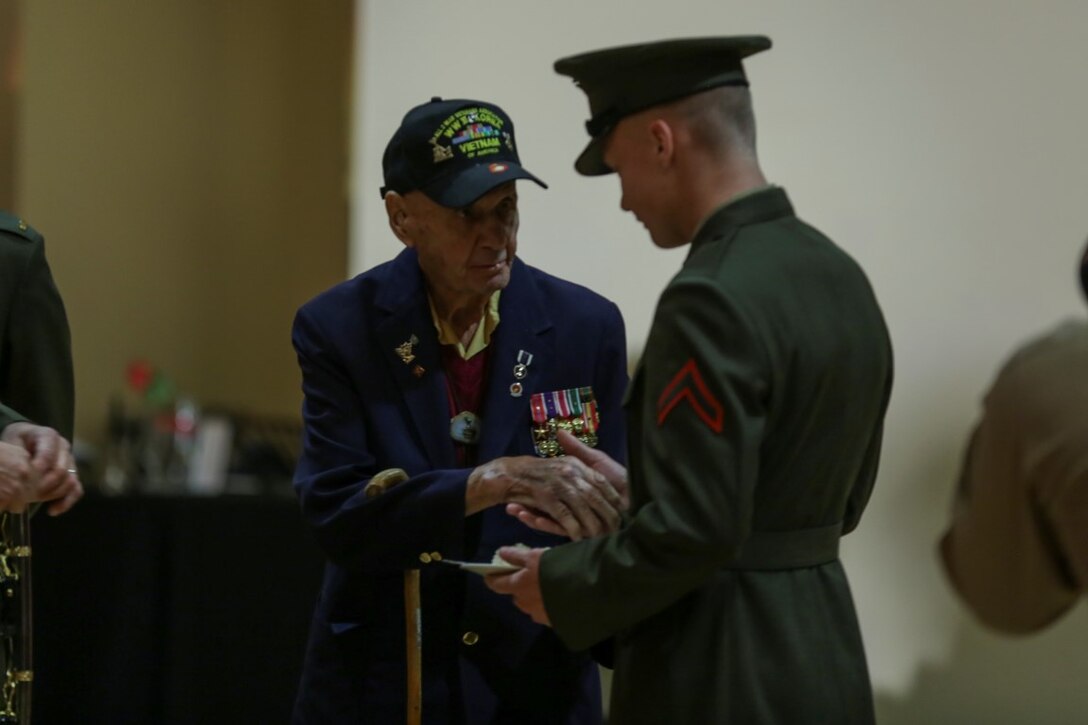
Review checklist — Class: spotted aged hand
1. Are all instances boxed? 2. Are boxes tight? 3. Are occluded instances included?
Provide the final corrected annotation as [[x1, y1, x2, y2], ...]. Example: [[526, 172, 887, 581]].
[[484, 545, 550, 626], [467, 448, 624, 541]]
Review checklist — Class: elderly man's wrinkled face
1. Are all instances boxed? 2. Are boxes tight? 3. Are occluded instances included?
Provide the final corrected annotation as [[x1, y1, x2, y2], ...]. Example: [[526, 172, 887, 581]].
[[397, 183, 519, 303]]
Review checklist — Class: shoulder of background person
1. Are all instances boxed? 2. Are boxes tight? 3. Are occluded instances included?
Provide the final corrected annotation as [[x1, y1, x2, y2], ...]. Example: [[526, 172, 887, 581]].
[[0, 210, 45, 246]]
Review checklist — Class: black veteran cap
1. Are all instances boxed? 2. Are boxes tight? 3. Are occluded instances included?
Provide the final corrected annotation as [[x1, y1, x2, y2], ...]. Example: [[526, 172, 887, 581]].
[[554, 35, 772, 175], [380, 97, 547, 208]]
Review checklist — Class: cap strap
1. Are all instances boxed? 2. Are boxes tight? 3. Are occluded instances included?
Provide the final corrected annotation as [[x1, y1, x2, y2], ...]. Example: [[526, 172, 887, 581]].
[[583, 77, 750, 140]]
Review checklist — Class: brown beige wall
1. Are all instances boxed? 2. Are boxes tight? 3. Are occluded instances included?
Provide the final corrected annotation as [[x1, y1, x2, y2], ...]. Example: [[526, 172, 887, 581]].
[[18, 0, 351, 449]]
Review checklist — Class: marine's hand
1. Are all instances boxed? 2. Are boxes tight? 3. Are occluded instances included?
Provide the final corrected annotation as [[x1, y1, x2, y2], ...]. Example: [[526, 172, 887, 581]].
[[484, 545, 550, 626], [467, 454, 624, 540], [556, 430, 629, 508], [1, 422, 83, 515]]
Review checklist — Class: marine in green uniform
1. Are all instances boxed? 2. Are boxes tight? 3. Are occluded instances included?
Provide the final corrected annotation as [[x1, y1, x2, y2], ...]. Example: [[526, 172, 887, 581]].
[[487, 36, 893, 723]]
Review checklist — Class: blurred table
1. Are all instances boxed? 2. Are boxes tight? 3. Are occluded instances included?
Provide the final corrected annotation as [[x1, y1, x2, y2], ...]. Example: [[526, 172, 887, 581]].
[[30, 492, 325, 724]]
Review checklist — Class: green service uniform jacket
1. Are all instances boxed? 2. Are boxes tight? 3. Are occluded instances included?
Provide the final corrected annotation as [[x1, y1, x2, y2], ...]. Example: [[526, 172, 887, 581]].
[[0, 211, 74, 439], [540, 188, 893, 724]]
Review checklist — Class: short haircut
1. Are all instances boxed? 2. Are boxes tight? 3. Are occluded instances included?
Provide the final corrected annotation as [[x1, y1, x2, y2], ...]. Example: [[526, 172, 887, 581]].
[[670, 85, 758, 159]]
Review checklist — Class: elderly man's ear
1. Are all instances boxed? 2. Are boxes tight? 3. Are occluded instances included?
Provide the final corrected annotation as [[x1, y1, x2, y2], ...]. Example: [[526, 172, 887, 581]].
[[384, 191, 414, 247]]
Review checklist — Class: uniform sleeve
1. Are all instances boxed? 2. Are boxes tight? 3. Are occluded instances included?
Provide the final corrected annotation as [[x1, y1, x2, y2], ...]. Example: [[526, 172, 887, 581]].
[[541, 277, 768, 650], [843, 342, 893, 534], [0, 402, 27, 430], [2, 240, 75, 439], [291, 306, 469, 573], [939, 360, 1078, 634]]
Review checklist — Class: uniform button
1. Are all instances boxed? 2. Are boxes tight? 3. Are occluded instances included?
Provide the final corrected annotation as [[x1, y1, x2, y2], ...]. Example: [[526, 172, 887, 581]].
[[419, 553, 432, 564], [462, 631, 479, 646], [430, 551, 442, 561]]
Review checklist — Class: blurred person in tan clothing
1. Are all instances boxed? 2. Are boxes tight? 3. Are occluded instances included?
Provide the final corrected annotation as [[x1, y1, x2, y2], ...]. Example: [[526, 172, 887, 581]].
[[941, 239, 1088, 633]]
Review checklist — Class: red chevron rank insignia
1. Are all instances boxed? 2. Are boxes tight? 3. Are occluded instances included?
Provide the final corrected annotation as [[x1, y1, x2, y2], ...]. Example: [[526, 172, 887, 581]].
[[656, 359, 724, 433]]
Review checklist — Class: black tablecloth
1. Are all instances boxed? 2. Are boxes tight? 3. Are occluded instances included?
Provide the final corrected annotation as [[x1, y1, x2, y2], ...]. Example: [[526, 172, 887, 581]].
[[30, 493, 325, 724]]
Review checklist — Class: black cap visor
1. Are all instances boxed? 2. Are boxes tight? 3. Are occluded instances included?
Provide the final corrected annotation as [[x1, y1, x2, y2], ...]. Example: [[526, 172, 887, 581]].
[[420, 161, 547, 208]]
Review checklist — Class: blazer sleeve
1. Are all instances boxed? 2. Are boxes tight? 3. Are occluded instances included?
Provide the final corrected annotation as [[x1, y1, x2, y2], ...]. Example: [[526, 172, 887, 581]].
[[291, 304, 470, 573]]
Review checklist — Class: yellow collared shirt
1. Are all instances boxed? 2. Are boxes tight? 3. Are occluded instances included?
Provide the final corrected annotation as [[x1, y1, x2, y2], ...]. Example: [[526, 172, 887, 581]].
[[428, 291, 501, 360]]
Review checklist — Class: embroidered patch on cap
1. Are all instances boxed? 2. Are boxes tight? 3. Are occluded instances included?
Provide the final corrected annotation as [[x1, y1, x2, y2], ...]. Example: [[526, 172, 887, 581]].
[[656, 359, 723, 433], [489, 163, 509, 174], [429, 107, 515, 164]]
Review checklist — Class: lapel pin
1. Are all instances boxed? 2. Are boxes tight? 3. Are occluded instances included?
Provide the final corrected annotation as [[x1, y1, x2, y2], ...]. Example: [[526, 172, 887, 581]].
[[396, 335, 419, 365], [510, 350, 533, 396]]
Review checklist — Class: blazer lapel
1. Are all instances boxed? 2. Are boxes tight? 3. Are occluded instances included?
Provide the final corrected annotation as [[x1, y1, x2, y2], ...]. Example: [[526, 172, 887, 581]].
[[375, 251, 455, 468], [477, 260, 553, 462]]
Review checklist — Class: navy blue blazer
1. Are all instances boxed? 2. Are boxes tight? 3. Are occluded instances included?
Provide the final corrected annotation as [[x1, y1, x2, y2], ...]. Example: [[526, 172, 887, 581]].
[[291, 248, 627, 724]]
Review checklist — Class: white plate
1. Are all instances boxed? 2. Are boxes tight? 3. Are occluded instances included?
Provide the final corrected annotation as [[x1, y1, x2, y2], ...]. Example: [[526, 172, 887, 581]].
[[441, 559, 521, 575]]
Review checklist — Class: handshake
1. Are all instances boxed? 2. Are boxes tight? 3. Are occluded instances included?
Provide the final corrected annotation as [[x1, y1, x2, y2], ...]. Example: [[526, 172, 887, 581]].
[[466, 429, 630, 541], [0, 421, 83, 516]]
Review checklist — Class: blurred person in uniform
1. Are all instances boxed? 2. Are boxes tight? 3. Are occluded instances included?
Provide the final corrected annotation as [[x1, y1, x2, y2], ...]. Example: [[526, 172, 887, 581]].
[[940, 240, 1088, 634], [0, 211, 81, 513], [1, 210, 82, 724], [1, 211, 74, 439], [291, 97, 629, 723], [488, 36, 893, 724]]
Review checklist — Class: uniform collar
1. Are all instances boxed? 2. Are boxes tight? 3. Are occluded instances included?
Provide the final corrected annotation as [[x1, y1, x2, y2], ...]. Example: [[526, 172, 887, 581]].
[[689, 185, 794, 250]]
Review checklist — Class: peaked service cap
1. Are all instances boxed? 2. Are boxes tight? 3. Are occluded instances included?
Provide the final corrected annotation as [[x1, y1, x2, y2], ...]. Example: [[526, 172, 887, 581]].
[[554, 35, 772, 175]]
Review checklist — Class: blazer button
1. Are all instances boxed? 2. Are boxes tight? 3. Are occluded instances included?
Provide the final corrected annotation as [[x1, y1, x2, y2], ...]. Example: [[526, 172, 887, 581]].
[[462, 631, 479, 646], [419, 553, 432, 564], [430, 551, 443, 561]]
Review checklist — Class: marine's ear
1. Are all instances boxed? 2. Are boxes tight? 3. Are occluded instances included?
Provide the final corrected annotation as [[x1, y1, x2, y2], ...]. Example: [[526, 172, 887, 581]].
[[648, 118, 676, 168]]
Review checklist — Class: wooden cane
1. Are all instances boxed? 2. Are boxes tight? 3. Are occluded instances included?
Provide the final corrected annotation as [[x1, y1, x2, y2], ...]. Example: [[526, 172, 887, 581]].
[[364, 469, 421, 725], [403, 569, 422, 725]]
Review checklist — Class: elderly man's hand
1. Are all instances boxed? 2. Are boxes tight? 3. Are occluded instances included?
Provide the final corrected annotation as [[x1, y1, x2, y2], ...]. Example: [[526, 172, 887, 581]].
[[484, 545, 550, 625], [467, 441, 626, 541], [1, 422, 83, 516], [505, 430, 630, 537]]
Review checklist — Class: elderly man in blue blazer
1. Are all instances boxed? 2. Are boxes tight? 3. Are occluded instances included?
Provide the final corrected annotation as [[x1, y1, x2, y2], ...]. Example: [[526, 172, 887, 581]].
[[291, 97, 629, 724]]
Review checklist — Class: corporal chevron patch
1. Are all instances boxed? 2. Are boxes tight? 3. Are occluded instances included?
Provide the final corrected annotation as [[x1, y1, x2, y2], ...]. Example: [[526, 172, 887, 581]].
[[656, 359, 724, 433]]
